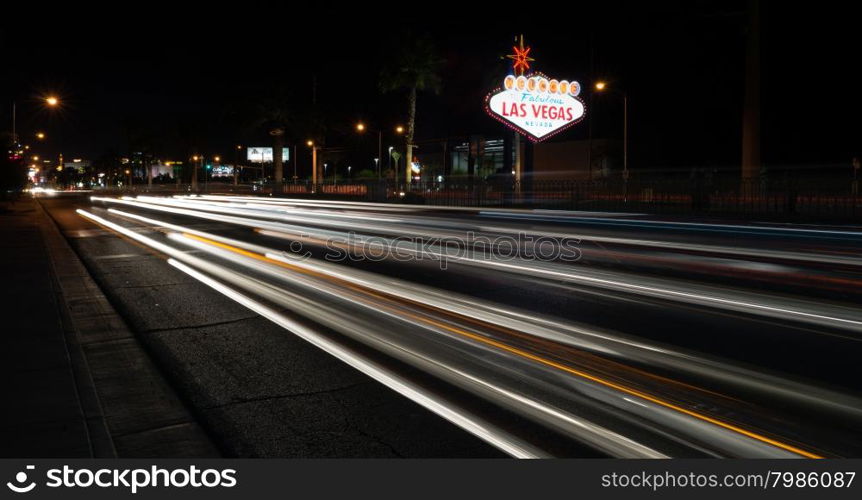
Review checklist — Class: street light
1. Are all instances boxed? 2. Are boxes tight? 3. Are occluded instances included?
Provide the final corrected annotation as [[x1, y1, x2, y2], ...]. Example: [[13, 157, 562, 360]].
[[594, 80, 629, 200], [36, 132, 46, 140], [234, 146, 243, 185], [356, 123, 403, 181], [355, 122, 381, 180], [191, 155, 201, 190], [10, 95, 60, 145], [306, 140, 320, 188], [593, 81, 628, 180], [210, 156, 220, 190]]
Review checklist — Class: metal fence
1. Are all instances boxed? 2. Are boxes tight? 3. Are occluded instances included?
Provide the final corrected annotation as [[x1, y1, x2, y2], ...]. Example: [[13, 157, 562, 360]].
[[88, 177, 860, 221], [278, 177, 860, 221]]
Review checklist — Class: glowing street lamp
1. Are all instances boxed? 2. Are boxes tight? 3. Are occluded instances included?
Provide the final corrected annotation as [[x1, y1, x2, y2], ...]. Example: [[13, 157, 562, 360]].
[[594, 80, 629, 192], [10, 95, 60, 145], [355, 122, 387, 180], [191, 155, 202, 190], [36, 132, 46, 140]]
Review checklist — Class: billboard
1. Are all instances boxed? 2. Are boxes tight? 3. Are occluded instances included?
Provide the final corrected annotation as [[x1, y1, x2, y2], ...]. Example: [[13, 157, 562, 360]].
[[485, 73, 586, 142], [211, 165, 234, 177], [246, 147, 290, 163]]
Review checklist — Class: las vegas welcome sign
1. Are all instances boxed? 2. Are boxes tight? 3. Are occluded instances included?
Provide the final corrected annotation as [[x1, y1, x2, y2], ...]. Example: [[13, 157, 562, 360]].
[[485, 73, 586, 142]]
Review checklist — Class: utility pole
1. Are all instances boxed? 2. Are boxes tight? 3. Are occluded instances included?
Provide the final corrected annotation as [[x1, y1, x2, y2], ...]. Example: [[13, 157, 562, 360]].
[[741, 0, 761, 182], [587, 30, 595, 181], [147, 155, 153, 189], [292, 144, 298, 185], [11, 101, 16, 144]]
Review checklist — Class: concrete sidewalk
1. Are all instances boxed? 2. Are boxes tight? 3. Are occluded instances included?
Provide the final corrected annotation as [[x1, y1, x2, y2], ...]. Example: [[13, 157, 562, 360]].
[[0, 197, 218, 457]]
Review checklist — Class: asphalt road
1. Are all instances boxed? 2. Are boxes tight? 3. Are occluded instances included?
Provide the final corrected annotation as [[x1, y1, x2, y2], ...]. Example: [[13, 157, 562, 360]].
[[38, 191, 862, 458]]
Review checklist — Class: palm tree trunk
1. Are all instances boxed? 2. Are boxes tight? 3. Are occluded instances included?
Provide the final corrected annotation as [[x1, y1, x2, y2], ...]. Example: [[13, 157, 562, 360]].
[[272, 129, 284, 194], [405, 86, 417, 190]]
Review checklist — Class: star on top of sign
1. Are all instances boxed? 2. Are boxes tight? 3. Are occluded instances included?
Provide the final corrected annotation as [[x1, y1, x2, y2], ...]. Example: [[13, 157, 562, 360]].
[[506, 34, 535, 76]]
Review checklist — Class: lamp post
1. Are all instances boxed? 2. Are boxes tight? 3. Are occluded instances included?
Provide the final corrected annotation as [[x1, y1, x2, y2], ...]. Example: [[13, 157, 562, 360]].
[[235, 145, 242, 186], [356, 123, 404, 181], [594, 81, 628, 199], [191, 155, 201, 190], [209, 156, 220, 192], [10, 96, 60, 147], [292, 144, 298, 184], [307, 140, 318, 191], [355, 122, 381, 180]]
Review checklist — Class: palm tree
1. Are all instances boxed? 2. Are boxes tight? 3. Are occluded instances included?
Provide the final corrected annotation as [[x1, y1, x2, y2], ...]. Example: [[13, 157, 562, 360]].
[[380, 33, 444, 188], [238, 83, 325, 189], [252, 92, 293, 191]]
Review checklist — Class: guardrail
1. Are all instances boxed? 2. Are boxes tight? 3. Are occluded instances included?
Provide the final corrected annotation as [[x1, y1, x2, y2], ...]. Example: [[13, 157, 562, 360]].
[[87, 177, 860, 221]]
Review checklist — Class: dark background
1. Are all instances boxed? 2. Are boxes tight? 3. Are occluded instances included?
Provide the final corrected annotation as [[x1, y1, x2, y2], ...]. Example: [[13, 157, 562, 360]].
[[1, 2, 859, 172]]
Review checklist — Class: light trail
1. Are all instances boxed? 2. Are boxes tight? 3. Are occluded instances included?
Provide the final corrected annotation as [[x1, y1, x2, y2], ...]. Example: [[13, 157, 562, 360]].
[[93, 197, 862, 326], [74, 208, 551, 458], [76, 197, 862, 457], [101, 206, 861, 420], [166, 258, 548, 459], [176, 231, 822, 459]]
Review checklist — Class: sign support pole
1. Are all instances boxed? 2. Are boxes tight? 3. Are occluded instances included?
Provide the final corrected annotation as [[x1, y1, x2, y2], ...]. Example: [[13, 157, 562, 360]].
[[514, 132, 522, 196]]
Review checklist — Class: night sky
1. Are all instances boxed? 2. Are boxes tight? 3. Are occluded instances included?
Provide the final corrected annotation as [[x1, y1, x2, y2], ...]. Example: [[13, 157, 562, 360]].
[[2, 2, 859, 172]]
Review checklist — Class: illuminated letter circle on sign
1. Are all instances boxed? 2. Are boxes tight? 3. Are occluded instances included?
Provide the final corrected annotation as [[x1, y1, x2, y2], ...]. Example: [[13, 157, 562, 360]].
[[485, 73, 587, 142]]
